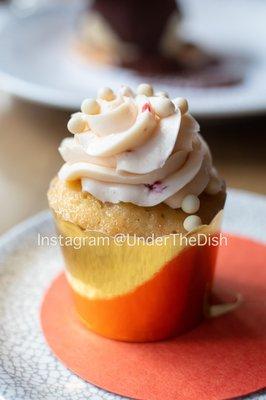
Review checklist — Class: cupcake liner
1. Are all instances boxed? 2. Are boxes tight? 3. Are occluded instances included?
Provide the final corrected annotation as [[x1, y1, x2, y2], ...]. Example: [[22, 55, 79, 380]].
[[53, 210, 223, 342]]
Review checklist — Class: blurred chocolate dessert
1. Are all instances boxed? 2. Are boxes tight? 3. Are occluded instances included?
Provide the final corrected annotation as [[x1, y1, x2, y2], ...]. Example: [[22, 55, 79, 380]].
[[79, 0, 204, 70], [78, 0, 242, 87]]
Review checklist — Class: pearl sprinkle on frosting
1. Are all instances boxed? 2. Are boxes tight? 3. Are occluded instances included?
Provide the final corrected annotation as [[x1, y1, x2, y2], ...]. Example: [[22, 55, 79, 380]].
[[137, 83, 154, 97], [98, 87, 115, 101], [181, 194, 200, 214], [67, 116, 87, 134], [81, 99, 100, 115], [119, 85, 135, 97], [183, 215, 202, 232]]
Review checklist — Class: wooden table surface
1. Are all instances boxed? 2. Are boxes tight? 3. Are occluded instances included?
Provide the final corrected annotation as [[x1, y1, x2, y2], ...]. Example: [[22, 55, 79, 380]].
[[0, 92, 266, 235]]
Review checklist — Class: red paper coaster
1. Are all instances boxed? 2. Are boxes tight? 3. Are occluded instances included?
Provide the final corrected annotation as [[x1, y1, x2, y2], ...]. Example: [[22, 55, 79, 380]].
[[41, 235, 266, 400]]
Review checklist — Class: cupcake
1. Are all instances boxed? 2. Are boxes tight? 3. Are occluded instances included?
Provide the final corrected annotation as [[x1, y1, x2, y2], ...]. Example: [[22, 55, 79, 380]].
[[77, 0, 209, 74], [48, 83, 226, 342]]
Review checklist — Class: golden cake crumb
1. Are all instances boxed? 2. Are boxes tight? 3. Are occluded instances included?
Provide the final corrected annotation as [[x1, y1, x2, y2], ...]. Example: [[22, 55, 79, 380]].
[[48, 177, 226, 237]]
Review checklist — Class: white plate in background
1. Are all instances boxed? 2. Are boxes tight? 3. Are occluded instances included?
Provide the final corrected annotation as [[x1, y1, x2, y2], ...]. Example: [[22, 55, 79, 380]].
[[0, 0, 266, 117]]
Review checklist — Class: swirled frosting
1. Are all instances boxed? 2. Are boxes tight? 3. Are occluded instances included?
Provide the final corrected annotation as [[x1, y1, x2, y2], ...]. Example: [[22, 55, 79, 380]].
[[58, 84, 222, 209]]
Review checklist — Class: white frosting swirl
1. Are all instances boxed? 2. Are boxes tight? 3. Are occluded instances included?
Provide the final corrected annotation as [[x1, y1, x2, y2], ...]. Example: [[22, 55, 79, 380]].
[[58, 86, 219, 208]]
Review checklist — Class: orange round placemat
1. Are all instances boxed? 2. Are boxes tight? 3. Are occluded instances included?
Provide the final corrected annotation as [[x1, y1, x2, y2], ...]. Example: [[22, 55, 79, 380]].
[[41, 235, 266, 400]]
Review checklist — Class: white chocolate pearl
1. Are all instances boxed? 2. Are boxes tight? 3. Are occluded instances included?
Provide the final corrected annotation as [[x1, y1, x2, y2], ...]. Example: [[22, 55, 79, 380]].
[[152, 98, 175, 118], [183, 215, 202, 232], [175, 97, 188, 114], [98, 87, 115, 101], [205, 177, 222, 195], [181, 194, 200, 214], [120, 85, 134, 97], [137, 83, 154, 97], [67, 116, 87, 134], [81, 98, 100, 115], [155, 91, 169, 98]]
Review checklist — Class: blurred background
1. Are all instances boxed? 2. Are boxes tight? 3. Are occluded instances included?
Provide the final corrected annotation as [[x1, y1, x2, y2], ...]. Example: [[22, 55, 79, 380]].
[[0, 0, 266, 235]]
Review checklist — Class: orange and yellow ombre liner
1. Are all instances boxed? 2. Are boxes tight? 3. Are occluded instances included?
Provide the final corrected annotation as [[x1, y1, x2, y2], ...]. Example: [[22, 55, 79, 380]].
[[55, 212, 222, 342]]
